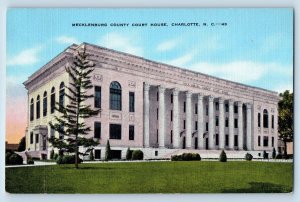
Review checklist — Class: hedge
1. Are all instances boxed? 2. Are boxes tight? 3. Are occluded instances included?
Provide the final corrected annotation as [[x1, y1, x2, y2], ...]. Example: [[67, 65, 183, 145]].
[[171, 153, 201, 161], [131, 150, 144, 160]]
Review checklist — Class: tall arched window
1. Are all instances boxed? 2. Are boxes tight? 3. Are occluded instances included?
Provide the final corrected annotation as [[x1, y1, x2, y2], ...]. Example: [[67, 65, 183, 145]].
[[30, 98, 34, 121], [43, 91, 47, 117], [59, 82, 65, 110], [51, 87, 55, 114], [36, 95, 40, 119], [110, 81, 122, 110], [263, 109, 269, 128], [258, 113, 261, 127]]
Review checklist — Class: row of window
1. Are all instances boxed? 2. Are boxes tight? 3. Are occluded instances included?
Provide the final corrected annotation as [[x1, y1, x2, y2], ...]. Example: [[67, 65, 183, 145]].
[[258, 136, 275, 147], [258, 109, 274, 129], [93, 123, 135, 140]]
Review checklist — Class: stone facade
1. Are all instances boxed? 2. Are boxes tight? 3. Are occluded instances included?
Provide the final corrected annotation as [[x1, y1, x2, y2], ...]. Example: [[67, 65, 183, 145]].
[[23, 43, 280, 159]]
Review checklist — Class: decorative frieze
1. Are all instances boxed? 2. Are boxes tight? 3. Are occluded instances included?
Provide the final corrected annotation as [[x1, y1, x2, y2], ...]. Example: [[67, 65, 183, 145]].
[[93, 74, 103, 82], [128, 80, 136, 88]]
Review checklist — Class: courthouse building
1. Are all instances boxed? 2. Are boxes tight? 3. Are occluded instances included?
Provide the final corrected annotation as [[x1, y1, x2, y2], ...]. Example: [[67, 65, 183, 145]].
[[23, 43, 280, 159]]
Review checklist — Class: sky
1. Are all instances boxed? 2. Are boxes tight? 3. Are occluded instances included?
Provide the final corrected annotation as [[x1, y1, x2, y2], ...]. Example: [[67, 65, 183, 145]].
[[6, 8, 293, 143]]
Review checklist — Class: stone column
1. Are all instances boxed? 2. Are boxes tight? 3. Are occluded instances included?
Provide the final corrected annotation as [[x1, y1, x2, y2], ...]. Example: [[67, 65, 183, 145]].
[[143, 83, 150, 147], [158, 85, 166, 148], [246, 103, 252, 150], [172, 88, 180, 148], [186, 91, 192, 148], [228, 99, 234, 149], [197, 94, 204, 149], [208, 95, 215, 149], [238, 101, 243, 150], [219, 98, 225, 150]]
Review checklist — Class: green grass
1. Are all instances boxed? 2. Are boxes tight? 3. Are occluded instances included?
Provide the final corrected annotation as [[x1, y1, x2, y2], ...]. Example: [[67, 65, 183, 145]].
[[6, 161, 293, 193]]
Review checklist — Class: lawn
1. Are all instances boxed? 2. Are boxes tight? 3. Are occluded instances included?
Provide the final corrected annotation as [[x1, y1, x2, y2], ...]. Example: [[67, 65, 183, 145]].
[[6, 161, 293, 193]]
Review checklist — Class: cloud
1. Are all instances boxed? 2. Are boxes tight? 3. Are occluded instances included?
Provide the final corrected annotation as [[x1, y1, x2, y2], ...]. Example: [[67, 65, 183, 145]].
[[273, 83, 293, 93], [156, 39, 180, 52], [98, 32, 143, 56], [56, 36, 80, 45], [164, 50, 198, 67], [7, 46, 42, 66]]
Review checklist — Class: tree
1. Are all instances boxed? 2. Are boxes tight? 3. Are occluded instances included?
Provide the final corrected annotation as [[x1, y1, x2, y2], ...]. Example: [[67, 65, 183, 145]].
[[49, 45, 100, 169], [126, 147, 132, 160], [272, 147, 276, 159], [219, 150, 227, 162], [17, 136, 26, 152], [105, 140, 112, 161], [278, 90, 293, 156]]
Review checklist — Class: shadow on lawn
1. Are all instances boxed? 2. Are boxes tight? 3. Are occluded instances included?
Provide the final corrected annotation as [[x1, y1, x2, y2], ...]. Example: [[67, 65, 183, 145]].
[[59, 166, 115, 170], [222, 182, 292, 193]]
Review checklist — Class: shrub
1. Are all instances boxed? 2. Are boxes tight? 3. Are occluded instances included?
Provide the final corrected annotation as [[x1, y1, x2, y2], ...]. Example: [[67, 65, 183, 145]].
[[171, 153, 201, 161], [8, 153, 23, 165], [50, 150, 54, 160], [272, 148, 276, 159], [27, 158, 34, 164], [263, 151, 268, 159], [126, 147, 133, 160], [105, 140, 112, 161], [53, 153, 59, 160], [245, 153, 253, 161], [276, 153, 283, 159], [56, 155, 63, 164], [89, 150, 94, 161], [5, 152, 12, 165], [192, 153, 201, 161], [219, 150, 227, 162], [171, 155, 182, 161], [182, 153, 193, 161], [57, 155, 82, 164], [131, 150, 144, 160]]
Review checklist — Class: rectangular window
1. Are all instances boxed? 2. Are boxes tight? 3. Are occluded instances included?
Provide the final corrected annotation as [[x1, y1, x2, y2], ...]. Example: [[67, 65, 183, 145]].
[[43, 97, 47, 117], [195, 104, 198, 114], [234, 105, 238, 113], [234, 135, 238, 147], [110, 124, 122, 139], [215, 134, 219, 146], [171, 94, 173, 104], [157, 91, 159, 101], [225, 118, 229, 127], [157, 108, 158, 120], [234, 118, 238, 128], [30, 103, 34, 121], [129, 92, 135, 112], [51, 93, 55, 114], [155, 151, 158, 156], [35, 134, 39, 143], [272, 137, 274, 147], [258, 136, 261, 146], [183, 102, 186, 113], [95, 149, 101, 159], [171, 110, 173, 122], [215, 102, 219, 111], [30, 132, 33, 144], [157, 129, 158, 143], [94, 122, 101, 139], [225, 135, 229, 146], [94, 86, 101, 108], [195, 121, 198, 131], [263, 136, 269, 147], [183, 120, 186, 129], [225, 103, 229, 112], [206, 105, 208, 116], [206, 122, 208, 131], [129, 125, 134, 140], [216, 116, 219, 126], [171, 130, 173, 143], [272, 115, 274, 129], [258, 113, 261, 127]]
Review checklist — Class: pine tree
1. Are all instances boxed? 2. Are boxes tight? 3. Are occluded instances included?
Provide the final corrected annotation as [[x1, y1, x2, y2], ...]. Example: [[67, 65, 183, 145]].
[[49, 45, 100, 169], [105, 140, 112, 161], [219, 150, 227, 162]]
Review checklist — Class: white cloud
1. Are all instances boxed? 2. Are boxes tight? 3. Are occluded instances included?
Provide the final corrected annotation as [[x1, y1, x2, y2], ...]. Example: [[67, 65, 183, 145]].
[[273, 83, 293, 93], [56, 36, 80, 45], [98, 32, 143, 56], [156, 39, 180, 52], [7, 46, 42, 66], [164, 50, 198, 67]]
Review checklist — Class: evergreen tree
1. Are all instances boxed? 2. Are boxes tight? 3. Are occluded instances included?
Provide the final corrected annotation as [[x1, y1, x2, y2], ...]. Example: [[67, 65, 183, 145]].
[[49, 45, 100, 169], [219, 150, 227, 162], [17, 136, 26, 152], [89, 149, 94, 161], [126, 147, 132, 160], [105, 140, 112, 161], [272, 147, 276, 159]]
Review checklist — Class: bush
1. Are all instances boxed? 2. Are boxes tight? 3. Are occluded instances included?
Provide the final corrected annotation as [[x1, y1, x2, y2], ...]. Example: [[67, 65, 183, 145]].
[[272, 148, 276, 159], [105, 140, 112, 161], [57, 155, 83, 164], [126, 148, 133, 160], [192, 153, 201, 161], [27, 158, 34, 164], [7, 153, 23, 165], [53, 153, 59, 160], [219, 150, 227, 162], [56, 155, 63, 164], [89, 150, 94, 161], [263, 151, 268, 159], [131, 150, 144, 160], [5, 152, 12, 165], [50, 150, 54, 160], [182, 153, 193, 161], [276, 153, 283, 159], [171, 153, 201, 161], [171, 155, 182, 161], [245, 153, 253, 161]]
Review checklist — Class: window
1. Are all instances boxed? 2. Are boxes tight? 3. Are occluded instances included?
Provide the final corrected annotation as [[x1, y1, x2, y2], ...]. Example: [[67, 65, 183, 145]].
[[206, 122, 208, 131], [95, 86, 101, 108], [225, 103, 229, 112], [215, 102, 219, 111], [129, 92, 135, 112], [234, 105, 238, 113], [225, 135, 229, 146], [258, 113, 261, 127], [258, 136, 261, 146], [30, 98, 34, 121], [156, 129, 158, 143], [110, 81, 122, 110], [215, 134, 219, 146], [157, 91, 159, 101], [50, 127, 55, 138], [263, 109, 269, 128], [157, 108, 158, 120], [59, 124, 64, 140], [155, 151, 158, 156], [183, 120, 186, 129], [183, 102, 186, 113], [43, 91, 47, 117], [129, 125, 134, 140], [272, 137, 274, 147], [171, 94, 173, 104], [35, 134, 39, 143], [234, 135, 238, 147], [95, 149, 101, 159], [234, 118, 238, 128], [225, 117, 229, 127], [36, 95, 40, 119], [171, 110, 173, 122], [195, 104, 198, 114], [263, 136, 269, 147], [110, 124, 121, 139], [272, 115, 274, 129], [51, 87, 55, 114], [195, 121, 198, 131], [59, 82, 65, 110], [171, 130, 173, 143], [30, 132, 33, 144], [94, 122, 101, 138], [216, 116, 219, 126], [206, 105, 208, 116]]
